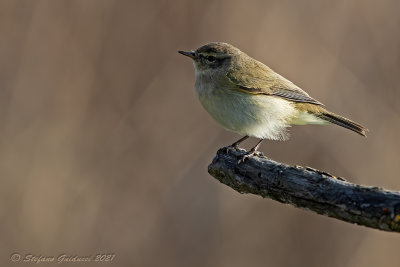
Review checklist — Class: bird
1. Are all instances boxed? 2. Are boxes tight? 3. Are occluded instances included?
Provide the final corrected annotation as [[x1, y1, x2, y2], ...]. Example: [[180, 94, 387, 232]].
[[179, 42, 367, 161]]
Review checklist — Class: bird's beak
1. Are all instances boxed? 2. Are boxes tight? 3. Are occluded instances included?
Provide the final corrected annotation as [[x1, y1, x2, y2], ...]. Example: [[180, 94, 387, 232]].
[[178, 50, 196, 59]]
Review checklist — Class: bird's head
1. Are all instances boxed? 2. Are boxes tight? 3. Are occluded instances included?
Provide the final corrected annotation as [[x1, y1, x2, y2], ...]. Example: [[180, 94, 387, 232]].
[[179, 42, 241, 76]]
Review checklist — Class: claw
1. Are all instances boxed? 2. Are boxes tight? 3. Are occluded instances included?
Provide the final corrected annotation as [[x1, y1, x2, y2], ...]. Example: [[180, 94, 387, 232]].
[[237, 150, 257, 164], [237, 138, 264, 164], [230, 145, 239, 151]]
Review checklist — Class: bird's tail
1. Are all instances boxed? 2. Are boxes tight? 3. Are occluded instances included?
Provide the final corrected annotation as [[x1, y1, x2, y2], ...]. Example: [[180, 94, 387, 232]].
[[317, 111, 367, 137]]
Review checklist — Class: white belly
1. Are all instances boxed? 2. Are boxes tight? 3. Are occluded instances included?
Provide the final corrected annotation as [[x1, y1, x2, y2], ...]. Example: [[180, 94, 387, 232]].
[[195, 83, 297, 140]]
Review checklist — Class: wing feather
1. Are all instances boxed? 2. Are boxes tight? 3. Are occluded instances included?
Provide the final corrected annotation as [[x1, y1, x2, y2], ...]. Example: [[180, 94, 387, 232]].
[[226, 59, 323, 105]]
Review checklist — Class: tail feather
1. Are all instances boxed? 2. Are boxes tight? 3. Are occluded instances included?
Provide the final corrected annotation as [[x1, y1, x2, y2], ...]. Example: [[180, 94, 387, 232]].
[[317, 112, 367, 137]]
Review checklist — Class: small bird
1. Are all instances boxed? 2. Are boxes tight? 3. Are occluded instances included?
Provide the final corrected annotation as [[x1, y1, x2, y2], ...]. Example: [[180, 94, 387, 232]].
[[179, 42, 367, 161]]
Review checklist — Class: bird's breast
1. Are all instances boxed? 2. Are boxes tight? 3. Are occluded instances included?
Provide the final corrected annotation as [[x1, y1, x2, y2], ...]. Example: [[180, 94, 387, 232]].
[[194, 75, 297, 140]]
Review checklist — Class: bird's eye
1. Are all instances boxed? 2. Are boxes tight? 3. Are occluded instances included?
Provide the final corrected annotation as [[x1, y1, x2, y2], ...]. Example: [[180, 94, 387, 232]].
[[206, 56, 216, 63]]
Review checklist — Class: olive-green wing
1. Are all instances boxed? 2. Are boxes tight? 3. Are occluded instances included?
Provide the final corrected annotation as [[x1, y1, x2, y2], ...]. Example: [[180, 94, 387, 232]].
[[226, 63, 323, 105]]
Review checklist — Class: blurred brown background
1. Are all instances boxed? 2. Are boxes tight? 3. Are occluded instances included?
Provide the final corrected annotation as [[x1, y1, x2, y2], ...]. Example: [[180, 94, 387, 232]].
[[0, 0, 399, 266]]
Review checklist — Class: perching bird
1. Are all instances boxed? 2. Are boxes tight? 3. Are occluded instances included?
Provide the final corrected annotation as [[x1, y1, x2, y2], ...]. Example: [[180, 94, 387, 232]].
[[179, 42, 367, 161]]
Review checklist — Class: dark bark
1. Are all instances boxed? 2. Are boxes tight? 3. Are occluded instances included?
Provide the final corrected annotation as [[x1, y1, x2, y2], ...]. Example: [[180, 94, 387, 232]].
[[208, 147, 400, 233]]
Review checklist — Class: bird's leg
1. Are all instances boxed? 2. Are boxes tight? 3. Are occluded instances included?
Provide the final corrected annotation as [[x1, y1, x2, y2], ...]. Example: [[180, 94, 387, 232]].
[[230, 135, 249, 149], [238, 138, 264, 163]]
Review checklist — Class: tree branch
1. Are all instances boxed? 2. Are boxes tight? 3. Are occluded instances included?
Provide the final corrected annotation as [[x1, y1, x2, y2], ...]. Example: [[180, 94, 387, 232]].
[[208, 147, 400, 233]]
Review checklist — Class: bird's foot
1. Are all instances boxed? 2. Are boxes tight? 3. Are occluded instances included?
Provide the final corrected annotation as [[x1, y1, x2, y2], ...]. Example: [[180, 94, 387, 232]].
[[221, 146, 234, 154], [237, 138, 264, 163], [230, 144, 240, 151], [237, 149, 262, 164], [230, 136, 249, 151]]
